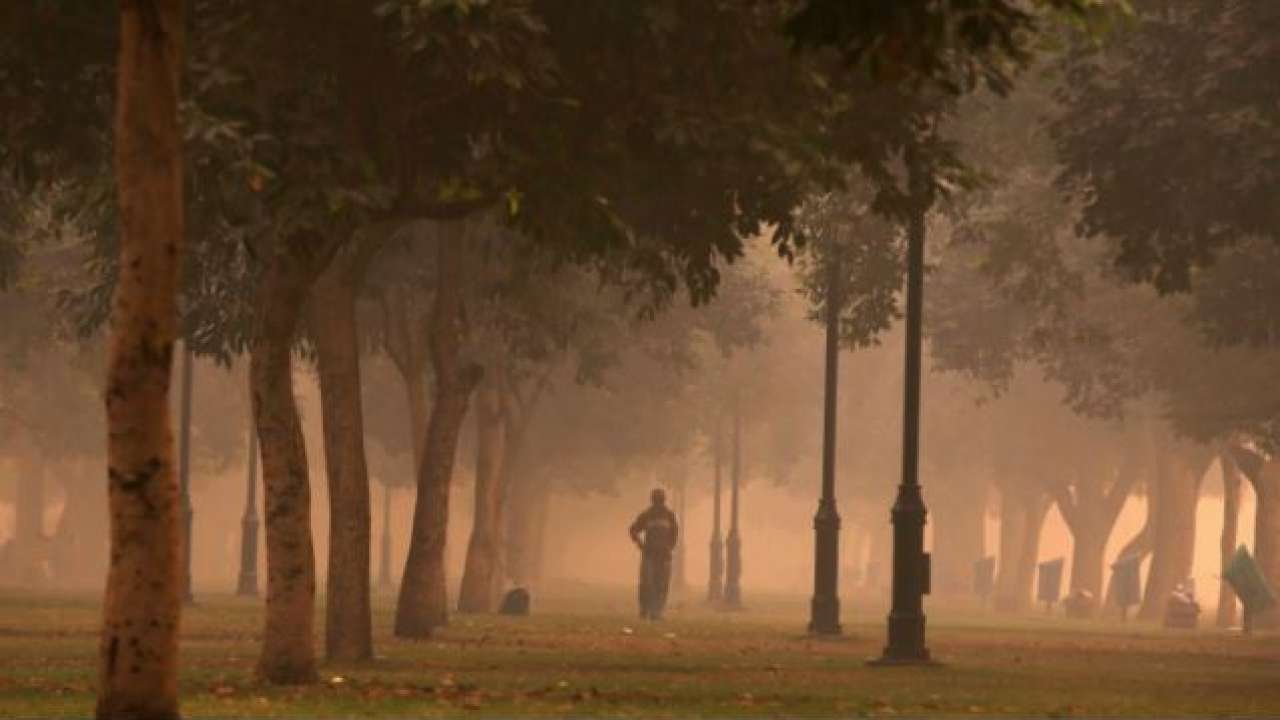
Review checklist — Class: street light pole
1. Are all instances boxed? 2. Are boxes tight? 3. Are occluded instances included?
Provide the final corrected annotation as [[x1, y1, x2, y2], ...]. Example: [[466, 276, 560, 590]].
[[236, 423, 259, 597], [177, 344, 195, 605], [708, 418, 724, 604], [875, 145, 933, 665], [724, 399, 743, 609], [810, 238, 843, 635]]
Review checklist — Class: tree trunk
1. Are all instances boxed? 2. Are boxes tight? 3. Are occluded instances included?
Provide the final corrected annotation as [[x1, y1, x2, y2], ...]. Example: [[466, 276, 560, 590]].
[[1068, 516, 1108, 610], [458, 375, 505, 613], [1217, 453, 1241, 628], [1138, 445, 1205, 622], [395, 239, 482, 638], [252, 238, 330, 684], [97, 2, 185, 716], [931, 484, 985, 597], [310, 253, 374, 663], [1253, 460, 1280, 627], [15, 455, 47, 585], [381, 285, 430, 478], [506, 471, 552, 588], [1014, 494, 1050, 610], [994, 487, 1048, 613], [51, 461, 108, 588]]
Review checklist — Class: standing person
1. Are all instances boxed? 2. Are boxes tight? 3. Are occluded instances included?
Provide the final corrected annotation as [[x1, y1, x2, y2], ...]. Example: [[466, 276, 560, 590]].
[[630, 488, 679, 620]]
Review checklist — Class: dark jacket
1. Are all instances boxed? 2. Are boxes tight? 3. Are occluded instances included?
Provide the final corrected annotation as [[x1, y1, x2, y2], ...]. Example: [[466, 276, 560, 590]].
[[630, 505, 679, 556]]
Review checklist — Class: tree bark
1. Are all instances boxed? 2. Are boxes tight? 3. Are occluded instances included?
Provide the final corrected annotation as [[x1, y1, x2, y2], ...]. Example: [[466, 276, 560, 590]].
[[97, 2, 185, 716], [395, 238, 482, 637], [309, 248, 375, 663], [994, 487, 1049, 613], [381, 285, 431, 477], [15, 455, 47, 585], [1253, 460, 1280, 627], [505, 470, 552, 588], [1014, 494, 1051, 610], [1138, 442, 1209, 622], [52, 462, 109, 588], [931, 483, 985, 597], [251, 236, 332, 684], [1051, 457, 1136, 617], [458, 374, 506, 613], [1217, 452, 1241, 628]]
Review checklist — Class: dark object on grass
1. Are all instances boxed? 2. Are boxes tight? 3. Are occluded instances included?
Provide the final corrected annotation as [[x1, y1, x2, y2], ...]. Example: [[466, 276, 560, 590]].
[[499, 588, 531, 616], [1223, 545, 1276, 633], [1111, 553, 1143, 620], [1164, 580, 1200, 630], [1037, 558, 1064, 613]]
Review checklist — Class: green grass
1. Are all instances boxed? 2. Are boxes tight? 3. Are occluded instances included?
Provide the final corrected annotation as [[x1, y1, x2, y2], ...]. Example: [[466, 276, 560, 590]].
[[2, 586, 1279, 717]]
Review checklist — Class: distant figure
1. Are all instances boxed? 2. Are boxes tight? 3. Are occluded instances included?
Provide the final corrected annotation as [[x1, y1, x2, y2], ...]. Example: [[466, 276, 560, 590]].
[[499, 587, 531, 616], [629, 488, 679, 620]]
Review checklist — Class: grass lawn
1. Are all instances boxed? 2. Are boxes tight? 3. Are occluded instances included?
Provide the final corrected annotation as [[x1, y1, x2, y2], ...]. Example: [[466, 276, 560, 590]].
[[2, 585, 1278, 717]]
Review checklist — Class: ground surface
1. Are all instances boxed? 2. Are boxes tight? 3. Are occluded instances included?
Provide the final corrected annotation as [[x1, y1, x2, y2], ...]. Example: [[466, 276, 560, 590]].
[[1, 585, 1278, 718]]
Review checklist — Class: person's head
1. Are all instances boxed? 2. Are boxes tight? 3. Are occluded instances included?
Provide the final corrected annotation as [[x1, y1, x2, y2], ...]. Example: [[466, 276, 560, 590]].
[[650, 488, 666, 507]]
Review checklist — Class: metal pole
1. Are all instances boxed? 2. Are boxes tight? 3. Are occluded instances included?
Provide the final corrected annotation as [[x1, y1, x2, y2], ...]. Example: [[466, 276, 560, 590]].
[[724, 399, 743, 609], [177, 344, 195, 604], [708, 418, 724, 603], [810, 237, 843, 635], [236, 423, 259, 596], [875, 145, 932, 665]]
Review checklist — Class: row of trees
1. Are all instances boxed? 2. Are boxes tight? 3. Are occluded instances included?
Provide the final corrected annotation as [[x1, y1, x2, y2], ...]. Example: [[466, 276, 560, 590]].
[[7, 0, 1278, 716]]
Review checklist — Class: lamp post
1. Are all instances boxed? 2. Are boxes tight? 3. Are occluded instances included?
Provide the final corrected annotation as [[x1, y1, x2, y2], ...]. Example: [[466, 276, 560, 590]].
[[810, 238, 843, 635], [875, 145, 933, 665], [236, 424, 259, 597], [177, 344, 195, 605], [723, 400, 743, 609], [708, 418, 724, 603]]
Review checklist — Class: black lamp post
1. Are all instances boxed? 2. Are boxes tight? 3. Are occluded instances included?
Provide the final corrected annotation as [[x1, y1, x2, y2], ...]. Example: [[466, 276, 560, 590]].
[[723, 401, 743, 609], [177, 344, 195, 605], [875, 146, 933, 665], [707, 418, 724, 604], [236, 423, 259, 597], [810, 239, 843, 635]]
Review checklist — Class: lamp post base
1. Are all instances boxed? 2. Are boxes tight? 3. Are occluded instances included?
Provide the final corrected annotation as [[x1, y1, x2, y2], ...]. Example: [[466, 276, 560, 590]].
[[808, 594, 842, 636]]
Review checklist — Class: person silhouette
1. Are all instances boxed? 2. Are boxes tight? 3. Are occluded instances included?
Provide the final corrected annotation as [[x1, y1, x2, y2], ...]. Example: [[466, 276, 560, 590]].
[[629, 488, 679, 620]]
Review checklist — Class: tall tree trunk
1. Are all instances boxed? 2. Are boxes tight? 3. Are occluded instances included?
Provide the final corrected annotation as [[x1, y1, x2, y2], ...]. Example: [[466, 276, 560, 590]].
[[1068, 516, 1108, 608], [381, 285, 430, 478], [1053, 461, 1136, 617], [252, 237, 331, 684], [15, 455, 46, 585], [97, 2, 185, 716], [994, 487, 1048, 613], [931, 483, 985, 596], [1014, 494, 1051, 610], [1253, 460, 1280, 628], [505, 471, 552, 587], [52, 461, 108, 588], [1217, 453, 1241, 628], [458, 375, 505, 613], [673, 472, 688, 600], [310, 250, 374, 663], [1138, 443, 1207, 622], [395, 239, 482, 638]]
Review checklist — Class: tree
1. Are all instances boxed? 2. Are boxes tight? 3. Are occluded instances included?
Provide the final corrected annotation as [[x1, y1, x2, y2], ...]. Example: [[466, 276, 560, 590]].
[[96, 1, 187, 717]]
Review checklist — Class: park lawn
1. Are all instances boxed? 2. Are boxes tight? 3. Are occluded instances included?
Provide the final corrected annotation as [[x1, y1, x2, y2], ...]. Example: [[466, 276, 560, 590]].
[[1, 587, 1279, 718]]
